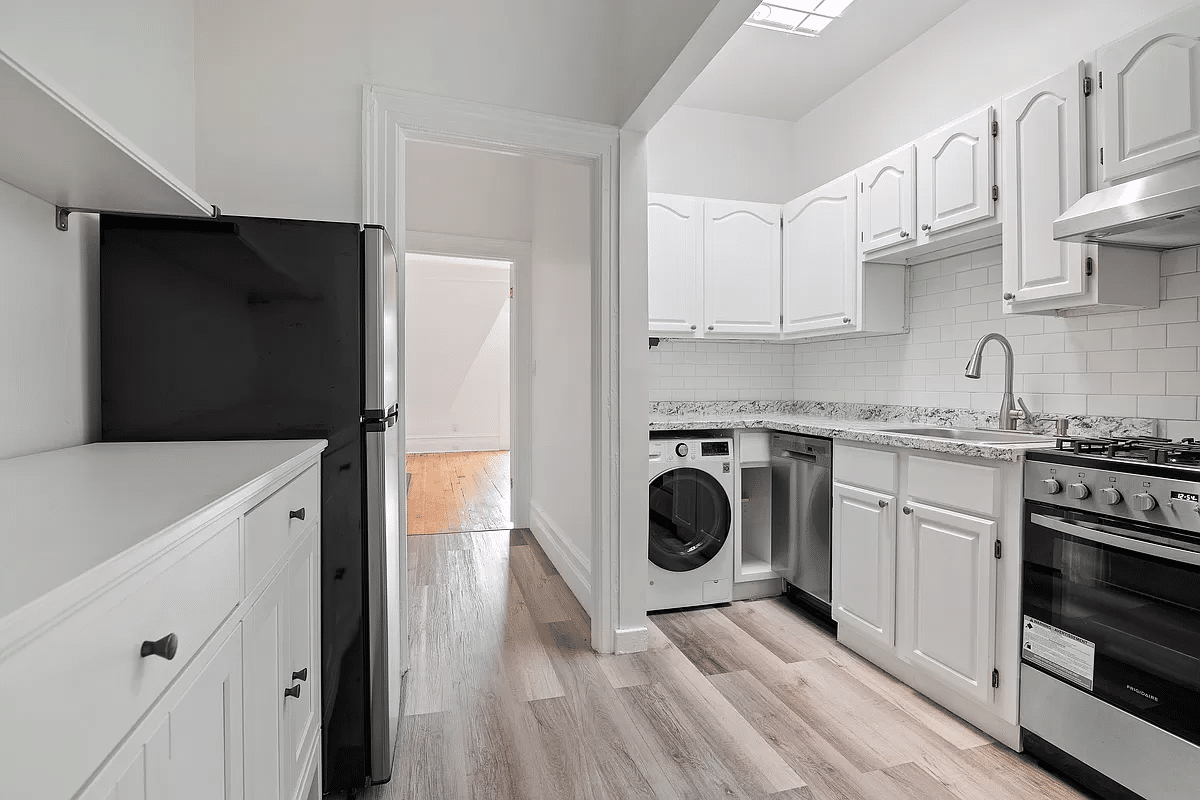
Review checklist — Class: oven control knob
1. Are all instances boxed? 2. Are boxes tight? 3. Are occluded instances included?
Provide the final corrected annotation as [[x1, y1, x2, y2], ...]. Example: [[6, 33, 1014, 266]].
[[1067, 483, 1090, 500], [1041, 478, 1062, 495], [1134, 493, 1157, 512], [1099, 487, 1122, 505], [675, 443, 689, 458]]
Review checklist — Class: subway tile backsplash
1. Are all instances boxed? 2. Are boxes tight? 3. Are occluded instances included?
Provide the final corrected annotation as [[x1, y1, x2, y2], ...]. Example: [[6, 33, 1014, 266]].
[[648, 245, 1200, 439]]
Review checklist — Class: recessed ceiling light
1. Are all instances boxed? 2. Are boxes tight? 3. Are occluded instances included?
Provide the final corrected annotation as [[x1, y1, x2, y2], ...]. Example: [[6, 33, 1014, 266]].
[[743, 0, 855, 36]]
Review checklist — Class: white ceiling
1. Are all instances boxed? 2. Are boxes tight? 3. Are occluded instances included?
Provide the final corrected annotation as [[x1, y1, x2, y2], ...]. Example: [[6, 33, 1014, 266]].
[[676, 0, 968, 122]]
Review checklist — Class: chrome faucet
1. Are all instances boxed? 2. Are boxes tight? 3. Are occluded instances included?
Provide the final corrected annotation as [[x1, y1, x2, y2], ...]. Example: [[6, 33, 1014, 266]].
[[964, 332, 1035, 431]]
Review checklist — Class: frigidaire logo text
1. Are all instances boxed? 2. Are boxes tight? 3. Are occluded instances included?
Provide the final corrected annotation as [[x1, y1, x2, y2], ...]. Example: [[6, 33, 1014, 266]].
[[1127, 685, 1160, 703]]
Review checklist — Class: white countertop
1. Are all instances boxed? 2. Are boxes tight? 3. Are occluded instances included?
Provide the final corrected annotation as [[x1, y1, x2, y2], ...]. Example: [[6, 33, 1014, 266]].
[[0, 440, 325, 623], [649, 413, 1054, 462]]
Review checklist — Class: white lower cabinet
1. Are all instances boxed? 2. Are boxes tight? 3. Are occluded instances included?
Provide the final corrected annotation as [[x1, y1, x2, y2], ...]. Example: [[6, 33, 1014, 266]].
[[831, 442, 1024, 748], [832, 481, 896, 648], [897, 501, 997, 703]]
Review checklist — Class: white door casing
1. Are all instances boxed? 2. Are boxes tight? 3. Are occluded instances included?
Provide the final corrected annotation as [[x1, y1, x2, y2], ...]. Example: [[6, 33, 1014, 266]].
[[1098, 4, 1200, 183], [783, 173, 857, 335], [1002, 62, 1088, 305], [647, 193, 701, 335], [832, 481, 896, 648], [363, 87, 628, 654], [858, 146, 917, 254], [702, 199, 781, 335], [917, 106, 995, 239]]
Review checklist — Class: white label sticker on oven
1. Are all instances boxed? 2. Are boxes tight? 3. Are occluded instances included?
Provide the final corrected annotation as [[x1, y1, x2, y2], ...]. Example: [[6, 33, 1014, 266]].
[[1022, 616, 1095, 691]]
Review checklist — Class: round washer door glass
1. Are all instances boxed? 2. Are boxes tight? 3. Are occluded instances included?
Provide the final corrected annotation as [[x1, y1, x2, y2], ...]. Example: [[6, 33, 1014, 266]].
[[648, 467, 732, 573]]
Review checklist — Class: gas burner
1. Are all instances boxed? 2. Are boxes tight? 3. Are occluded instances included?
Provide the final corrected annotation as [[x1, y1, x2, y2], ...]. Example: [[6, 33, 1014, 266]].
[[1051, 436, 1200, 465]]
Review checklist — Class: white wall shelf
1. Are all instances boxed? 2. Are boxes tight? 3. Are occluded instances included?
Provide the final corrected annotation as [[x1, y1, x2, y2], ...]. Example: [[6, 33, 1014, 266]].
[[0, 47, 214, 230]]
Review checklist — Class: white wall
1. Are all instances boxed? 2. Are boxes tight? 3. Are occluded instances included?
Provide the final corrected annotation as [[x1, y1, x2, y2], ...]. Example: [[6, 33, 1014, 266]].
[[530, 158, 593, 602], [406, 142, 534, 242], [647, 105, 797, 203], [0, 0, 197, 459], [791, 0, 1197, 196], [404, 255, 511, 453], [0, 0, 197, 185]]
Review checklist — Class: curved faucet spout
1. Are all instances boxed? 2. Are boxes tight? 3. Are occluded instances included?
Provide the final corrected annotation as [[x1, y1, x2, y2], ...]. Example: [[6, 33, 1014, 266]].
[[965, 332, 1020, 429]]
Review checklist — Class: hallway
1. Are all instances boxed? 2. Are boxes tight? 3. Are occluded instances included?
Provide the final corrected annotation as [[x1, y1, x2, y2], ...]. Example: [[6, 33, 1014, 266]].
[[405, 451, 513, 535], [361, 529, 1095, 800]]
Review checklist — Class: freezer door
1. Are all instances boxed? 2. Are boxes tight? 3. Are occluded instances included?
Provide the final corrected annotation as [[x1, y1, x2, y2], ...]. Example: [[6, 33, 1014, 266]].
[[362, 225, 403, 782]]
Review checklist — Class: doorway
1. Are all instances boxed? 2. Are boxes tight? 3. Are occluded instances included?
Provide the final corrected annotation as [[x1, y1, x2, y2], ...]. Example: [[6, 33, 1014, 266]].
[[403, 252, 513, 535]]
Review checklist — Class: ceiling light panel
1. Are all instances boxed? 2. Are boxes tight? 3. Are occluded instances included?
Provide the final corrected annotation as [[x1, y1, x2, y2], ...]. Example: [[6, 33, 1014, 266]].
[[744, 0, 855, 36]]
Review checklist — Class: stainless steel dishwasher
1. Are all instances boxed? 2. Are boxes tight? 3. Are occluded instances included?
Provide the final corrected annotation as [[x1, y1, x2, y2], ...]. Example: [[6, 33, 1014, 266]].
[[770, 432, 833, 617]]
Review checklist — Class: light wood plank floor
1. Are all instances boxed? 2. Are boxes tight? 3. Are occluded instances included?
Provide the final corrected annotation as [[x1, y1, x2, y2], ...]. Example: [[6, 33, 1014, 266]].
[[405, 451, 512, 535], [357, 529, 1098, 800]]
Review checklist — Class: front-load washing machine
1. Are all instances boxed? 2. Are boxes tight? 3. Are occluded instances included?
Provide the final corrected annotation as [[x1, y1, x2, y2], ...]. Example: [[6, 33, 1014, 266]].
[[647, 436, 735, 611]]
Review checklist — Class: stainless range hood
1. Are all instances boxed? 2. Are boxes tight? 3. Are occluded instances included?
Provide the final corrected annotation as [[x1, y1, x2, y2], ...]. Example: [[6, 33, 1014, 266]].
[[1053, 160, 1200, 250]]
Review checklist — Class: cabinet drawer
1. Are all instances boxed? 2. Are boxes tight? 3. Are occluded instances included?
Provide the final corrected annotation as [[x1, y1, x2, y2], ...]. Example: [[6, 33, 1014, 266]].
[[245, 465, 320, 591], [833, 445, 897, 493], [0, 518, 240, 800], [908, 455, 998, 517]]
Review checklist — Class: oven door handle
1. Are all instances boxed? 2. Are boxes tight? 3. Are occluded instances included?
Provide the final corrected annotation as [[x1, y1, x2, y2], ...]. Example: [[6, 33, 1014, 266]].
[[1030, 513, 1200, 566]]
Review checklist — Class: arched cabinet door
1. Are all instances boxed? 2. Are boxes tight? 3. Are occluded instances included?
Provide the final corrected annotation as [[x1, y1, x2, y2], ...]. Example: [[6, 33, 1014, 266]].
[[703, 199, 782, 336], [782, 173, 858, 336], [916, 106, 996, 240], [1098, 4, 1200, 183], [858, 145, 916, 255], [647, 194, 701, 335]]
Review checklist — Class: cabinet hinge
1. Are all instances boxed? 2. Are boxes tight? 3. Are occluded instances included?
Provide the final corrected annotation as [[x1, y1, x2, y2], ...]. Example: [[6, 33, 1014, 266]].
[[509, 287, 514, 298], [860, 182, 864, 193], [994, 540, 1002, 559], [1083, 75, 1093, 97], [1100, 147, 1104, 165], [992, 669, 1000, 689], [1098, 71, 1103, 90], [1086, 257, 1094, 277], [991, 120, 998, 137], [991, 185, 999, 202], [780, 314, 784, 326]]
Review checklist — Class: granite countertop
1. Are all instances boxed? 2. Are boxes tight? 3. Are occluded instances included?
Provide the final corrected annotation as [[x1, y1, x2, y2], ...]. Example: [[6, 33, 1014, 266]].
[[648, 401, 1158, 463]]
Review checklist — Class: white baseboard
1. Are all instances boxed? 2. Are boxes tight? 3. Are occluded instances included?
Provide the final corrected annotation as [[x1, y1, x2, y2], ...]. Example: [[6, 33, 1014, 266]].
[[527, 500, 591, 613], [406, 434, 504, 453], [613, 626, 649, 654]]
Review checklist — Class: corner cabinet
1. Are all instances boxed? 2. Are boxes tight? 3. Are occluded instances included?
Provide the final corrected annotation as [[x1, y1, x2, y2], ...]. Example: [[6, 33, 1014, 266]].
[[0, 442, 326, 800], [1097, 3, 1200, 184], [1002, 62, 1161, 315], [831, 442, 1025, 749], [647, 193, 780, 338]]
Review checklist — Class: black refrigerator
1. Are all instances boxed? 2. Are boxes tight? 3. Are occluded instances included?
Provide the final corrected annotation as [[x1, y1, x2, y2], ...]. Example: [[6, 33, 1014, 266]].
[[98, 213, 404, 792]]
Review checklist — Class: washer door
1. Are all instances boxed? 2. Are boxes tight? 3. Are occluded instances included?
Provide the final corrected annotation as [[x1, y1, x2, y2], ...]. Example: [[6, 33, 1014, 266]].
[[648, 467, 732, 573]]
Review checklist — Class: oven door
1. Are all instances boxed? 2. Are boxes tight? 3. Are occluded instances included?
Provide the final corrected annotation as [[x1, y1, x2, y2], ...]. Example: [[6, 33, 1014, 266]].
[[1022, 504, 1200, 746]]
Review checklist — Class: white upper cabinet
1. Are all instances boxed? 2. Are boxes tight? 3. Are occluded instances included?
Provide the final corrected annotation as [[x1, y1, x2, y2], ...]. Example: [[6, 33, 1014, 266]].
[[703, 199, 782, 336], [858, 145, 917, 255], [1002, 63, 1088, 306], [1097, 3, 1200, 183], [782, 174, 857, 336], [647, 193, 702, 335], [917, 106, 996, 240]]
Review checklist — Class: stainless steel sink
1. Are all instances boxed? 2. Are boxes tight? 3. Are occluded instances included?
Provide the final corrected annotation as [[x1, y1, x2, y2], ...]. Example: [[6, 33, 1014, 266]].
[[876, 426, 1055, 444]]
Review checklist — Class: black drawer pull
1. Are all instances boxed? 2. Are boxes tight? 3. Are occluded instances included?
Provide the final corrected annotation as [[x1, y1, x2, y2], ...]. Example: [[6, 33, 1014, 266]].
[[284, 684, 302, 699], [140, 633, 178, 661], [289, 508, 306, 521], [292, 668, 308, 682]]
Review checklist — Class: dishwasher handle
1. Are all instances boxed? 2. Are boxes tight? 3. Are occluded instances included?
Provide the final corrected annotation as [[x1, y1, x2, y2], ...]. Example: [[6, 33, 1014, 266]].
[[777, 449, 818, 463]]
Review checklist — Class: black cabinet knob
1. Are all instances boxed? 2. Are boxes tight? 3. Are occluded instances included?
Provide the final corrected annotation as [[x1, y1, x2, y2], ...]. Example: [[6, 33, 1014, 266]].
[[289, 508, 306, 521], [140, 633, 179, 660], [284, 684, 302, 699], [292, 668, 308, 682]]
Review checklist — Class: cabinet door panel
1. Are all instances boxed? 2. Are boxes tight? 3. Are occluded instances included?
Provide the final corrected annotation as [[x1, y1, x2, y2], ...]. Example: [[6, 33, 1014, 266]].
[[648, 194, 701, 334], [858, 146, 916, 254], [1099, 5, 1200, 182], [832, 481, 896, 648], [703, 200, 781, 335], [285, 532, 320, 799], [918, 107, 995, 238], [244, 567, 288, 800], [898, 502, 996, 703], [1002, 63, 1087, 305], [783, 174, 857, 335]]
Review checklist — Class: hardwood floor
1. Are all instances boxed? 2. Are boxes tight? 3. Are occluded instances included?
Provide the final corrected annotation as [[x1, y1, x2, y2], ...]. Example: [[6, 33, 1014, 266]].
[[357, 529, 1097, 800], [405, 451, 512, 535]]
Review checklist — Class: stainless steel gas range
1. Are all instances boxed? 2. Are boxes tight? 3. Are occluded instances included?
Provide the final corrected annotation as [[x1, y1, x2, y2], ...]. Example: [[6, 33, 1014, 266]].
[[1021, 437, 1200, 800]]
